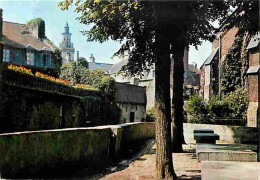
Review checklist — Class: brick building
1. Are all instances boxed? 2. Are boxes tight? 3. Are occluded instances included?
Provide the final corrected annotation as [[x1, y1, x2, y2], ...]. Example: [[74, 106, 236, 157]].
[[200, 27, 239, 101], [246, 33, 260, 127]]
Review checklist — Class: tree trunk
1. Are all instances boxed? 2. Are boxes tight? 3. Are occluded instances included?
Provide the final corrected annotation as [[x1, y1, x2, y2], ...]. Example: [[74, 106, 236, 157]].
[[154, 26, 178, 179], [171, 42, 186, 153]]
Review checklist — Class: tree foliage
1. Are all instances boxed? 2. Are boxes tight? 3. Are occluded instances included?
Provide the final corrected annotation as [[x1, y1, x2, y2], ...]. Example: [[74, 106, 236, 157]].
[[60, 61, 116, 101], [221, 0, 259, 36], [57, 0, 256, 178], [53, 48, 63, 70], [78, 57, 89, 68]]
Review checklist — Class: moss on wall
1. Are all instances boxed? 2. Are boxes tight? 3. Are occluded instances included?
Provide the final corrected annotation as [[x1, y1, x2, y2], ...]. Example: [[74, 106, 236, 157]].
[[0, 128, 111, 178], [1, 85, 103, 133], [232, 126, 258, 144], [29, 101, 61, 130]]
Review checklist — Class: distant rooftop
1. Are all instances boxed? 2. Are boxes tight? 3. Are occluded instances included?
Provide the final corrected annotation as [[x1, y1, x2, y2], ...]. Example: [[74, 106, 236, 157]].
[[2, 21, 54, 51], [88, 62, 113, 73]]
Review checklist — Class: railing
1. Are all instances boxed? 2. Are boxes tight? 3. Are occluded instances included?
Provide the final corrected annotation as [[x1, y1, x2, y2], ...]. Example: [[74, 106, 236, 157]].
[[3, 69, 102, 98]]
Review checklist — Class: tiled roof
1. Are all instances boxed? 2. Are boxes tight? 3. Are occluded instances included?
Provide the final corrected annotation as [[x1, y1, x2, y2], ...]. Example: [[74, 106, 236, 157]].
[[247, 33, 260, 50], [88, 62, 113, 73], [201, 48, 219, 67], [109, 59, 128, 74], [115, 82, 146, 105], [184, 69, 200, 87], [2, 21, 53, 51]]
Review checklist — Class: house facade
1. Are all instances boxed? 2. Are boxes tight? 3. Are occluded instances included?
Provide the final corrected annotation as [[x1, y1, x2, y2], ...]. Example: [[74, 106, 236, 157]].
[[1, 19, 55, 67], [200, 27, 239, 101], [115, 82, 146, 123], [109, 47, 200, 108], [109, 50, 155, 109]]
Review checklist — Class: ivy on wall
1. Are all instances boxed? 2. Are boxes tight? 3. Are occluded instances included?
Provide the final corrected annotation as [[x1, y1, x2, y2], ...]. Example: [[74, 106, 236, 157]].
[[26, 18, 45, 39], [221, 33, 244, 94]]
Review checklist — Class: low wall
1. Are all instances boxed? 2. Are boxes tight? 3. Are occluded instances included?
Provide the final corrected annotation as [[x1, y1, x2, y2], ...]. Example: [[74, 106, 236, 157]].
[[0, 122, 155, 178], [184, 123, 258, 144]]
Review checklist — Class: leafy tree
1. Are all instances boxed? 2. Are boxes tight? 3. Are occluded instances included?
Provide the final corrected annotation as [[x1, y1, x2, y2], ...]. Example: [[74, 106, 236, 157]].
[[53, 48, 63, 70], [60, 61, 116, 101], [78, 57, 89, 68], [221, 0, 259, 36], [59, 1, 177, 178], [60, 61, 84, 85], [58, 0, 238, 178]]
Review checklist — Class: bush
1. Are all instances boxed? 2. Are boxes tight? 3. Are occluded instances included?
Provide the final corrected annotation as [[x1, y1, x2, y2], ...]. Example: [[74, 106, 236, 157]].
[[222, 87, 249, 119], [146, 107, 155, 122], [184, 94, 210, 124], [185, 90, 248, 124], [60, 61, 116, 100]]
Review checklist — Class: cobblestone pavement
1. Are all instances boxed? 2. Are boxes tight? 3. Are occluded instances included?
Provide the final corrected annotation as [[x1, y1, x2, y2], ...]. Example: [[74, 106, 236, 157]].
[[100, 144, 201, 180]]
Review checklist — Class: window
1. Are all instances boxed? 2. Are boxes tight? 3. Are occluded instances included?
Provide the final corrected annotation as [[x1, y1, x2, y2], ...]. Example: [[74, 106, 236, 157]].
[[3, 49, 10, 62], [27, 51, 34, 65], [43, 54, 47, 66]]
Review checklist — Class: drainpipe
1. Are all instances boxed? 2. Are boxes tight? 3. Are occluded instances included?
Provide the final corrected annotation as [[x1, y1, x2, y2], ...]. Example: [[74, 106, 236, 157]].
[[218, 33, 222, 102]]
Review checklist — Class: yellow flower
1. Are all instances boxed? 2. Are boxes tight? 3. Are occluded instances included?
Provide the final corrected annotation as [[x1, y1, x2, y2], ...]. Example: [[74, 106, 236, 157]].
[[94, 0, 100, 4]]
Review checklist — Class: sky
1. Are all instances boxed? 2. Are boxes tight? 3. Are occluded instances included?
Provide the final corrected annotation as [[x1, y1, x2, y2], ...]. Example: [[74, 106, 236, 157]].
[[0, 0, 213, 67]]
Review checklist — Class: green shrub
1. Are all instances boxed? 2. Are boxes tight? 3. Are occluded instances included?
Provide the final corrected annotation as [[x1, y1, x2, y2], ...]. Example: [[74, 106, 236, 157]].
[[60, 62, 116, 100], [29, 101, 60, 130], [184, 94, 210, 124], [222, 87, 249, 119], [146, 107, 155, 122], [185, 88, 248, 124]]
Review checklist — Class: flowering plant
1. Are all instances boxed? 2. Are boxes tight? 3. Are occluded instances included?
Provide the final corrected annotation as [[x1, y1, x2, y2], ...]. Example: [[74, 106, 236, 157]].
[[74, 84, 98, 91], [35, 72, 56, 81], [7, 64, 33, 76], [56, 78, 70, 85]]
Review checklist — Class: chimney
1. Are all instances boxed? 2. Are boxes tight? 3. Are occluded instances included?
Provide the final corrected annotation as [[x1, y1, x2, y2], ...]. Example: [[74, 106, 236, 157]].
[[192, 62, 197, 68], [183, 46, 189, 70], [90, 54, 95, 63], [27, 18, 45, 39], [76, 51, 79, 65]]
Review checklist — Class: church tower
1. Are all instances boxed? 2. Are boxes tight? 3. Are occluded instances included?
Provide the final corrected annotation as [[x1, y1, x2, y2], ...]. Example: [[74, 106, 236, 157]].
[[60, 22, 75, 64]]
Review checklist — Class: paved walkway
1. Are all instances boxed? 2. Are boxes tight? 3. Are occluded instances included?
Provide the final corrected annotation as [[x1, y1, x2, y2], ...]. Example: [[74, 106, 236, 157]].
[[99, 144, 201, 180]]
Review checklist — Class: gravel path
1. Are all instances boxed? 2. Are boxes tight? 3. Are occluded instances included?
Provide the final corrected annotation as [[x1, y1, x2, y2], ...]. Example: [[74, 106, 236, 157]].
[[100, 143, 201, 180]]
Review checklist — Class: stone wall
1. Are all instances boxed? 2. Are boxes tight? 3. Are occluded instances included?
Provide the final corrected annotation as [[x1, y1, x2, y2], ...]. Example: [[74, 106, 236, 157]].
[[184, 123, 258, 144], [115, 83, 146, 123], [117, 103, 146, 123], [0, 122, 155, 178]]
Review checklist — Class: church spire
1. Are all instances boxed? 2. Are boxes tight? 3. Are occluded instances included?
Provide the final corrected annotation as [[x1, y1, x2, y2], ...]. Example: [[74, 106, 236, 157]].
[[64, 21, 69, 34]]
